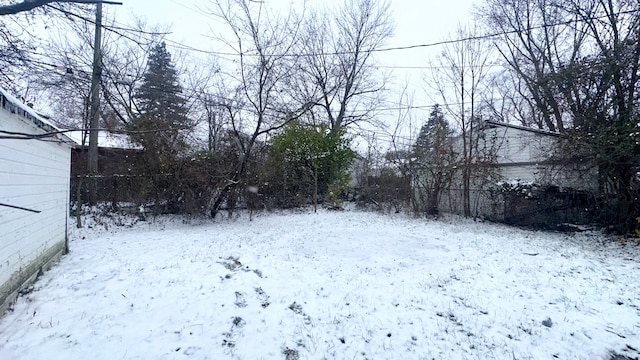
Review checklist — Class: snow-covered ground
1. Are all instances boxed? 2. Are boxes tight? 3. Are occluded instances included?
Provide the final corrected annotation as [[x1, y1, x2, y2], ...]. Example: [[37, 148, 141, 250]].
[[1, 209, 639, 360]]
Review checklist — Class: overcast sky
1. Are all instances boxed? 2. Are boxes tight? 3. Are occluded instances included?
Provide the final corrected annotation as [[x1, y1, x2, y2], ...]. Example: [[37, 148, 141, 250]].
[[106, 0, 477, 78], [110, 0, 477, 49], [102, 0, 479, 145]]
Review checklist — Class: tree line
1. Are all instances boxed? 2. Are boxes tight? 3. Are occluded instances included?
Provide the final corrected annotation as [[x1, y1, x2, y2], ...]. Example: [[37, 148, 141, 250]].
[[1, 0, 638, 232], [0, 0, 391, 218]]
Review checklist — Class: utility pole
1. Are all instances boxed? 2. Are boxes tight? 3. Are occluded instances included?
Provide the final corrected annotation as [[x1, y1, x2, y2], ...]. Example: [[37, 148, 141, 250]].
[[87, 1, 103, 204]]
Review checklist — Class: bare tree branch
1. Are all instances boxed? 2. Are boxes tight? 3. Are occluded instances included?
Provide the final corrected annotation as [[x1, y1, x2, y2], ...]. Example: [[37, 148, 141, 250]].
[[0, 0, 121, 15]]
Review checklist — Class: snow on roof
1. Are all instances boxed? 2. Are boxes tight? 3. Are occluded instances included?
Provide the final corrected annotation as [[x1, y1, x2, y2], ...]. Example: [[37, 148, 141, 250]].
[[0, 87, 140, 150], [66, 130, 142, 150], [0, 87, 74, 145]]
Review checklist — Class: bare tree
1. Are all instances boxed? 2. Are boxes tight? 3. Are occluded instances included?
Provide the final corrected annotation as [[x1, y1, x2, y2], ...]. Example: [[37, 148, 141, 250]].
[[0, 4, 77, 92], [295, 0, 393, 135], [183, 59, 225, 152], [487, 70, 549, 129], [429, 23, 494, 217], [27, 6, 93, 128], [206, 0, 311, 218], [478, 0, 640, 232], [197, 91, 229, 153], [0, 0, 120, 16], [478, 0, 590, 132], [0, 17, 31, 90], [0, 1, 123, 92], [29, 8, 166, 128], [558, 0, 640, 231]]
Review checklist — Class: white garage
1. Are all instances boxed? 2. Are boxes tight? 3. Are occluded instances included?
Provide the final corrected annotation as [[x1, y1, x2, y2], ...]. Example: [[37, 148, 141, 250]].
[[0, 88, 73, 313]]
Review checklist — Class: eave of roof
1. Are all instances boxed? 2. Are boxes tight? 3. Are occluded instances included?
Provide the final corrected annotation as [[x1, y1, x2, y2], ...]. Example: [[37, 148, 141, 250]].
[[0, 87, 75, 145], [484, 120, 561, 137]]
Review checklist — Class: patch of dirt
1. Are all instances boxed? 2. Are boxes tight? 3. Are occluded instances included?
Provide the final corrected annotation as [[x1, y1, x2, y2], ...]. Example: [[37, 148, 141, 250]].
[[283, 347, 299, 360], [610, 344, 640, 360], [219, 256, 243, 271], [288, 302, 312, 325], [218, 256, 264, 278]]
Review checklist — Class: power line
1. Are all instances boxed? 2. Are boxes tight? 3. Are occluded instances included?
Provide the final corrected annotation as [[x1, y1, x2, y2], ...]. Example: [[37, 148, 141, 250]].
[[14, 53, 491, 121], [22, 46, 501, 76], [156, 8, 640, 58], [7, 4, 637, 143], [46, 4, 156, 50], [0, 126, 193, 141], [45, 3, 170, 36], [43, 3, 240, 64], [34, 4, 640, 62], [370, 9, 640, 54], [376, 63, 506, 70], [167, 0, 211, 18]]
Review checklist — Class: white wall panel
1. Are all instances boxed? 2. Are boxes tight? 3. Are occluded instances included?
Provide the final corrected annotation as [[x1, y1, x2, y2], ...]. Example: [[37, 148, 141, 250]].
[[0, 101, 71, 310]]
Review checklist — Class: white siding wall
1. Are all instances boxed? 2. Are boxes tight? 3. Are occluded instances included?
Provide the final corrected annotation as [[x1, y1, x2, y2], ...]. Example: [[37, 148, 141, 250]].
[[0, 106, 70, 308], [487, 125, 597, 191], [487, 125, 557, 183], [434, 122, 598, 220]]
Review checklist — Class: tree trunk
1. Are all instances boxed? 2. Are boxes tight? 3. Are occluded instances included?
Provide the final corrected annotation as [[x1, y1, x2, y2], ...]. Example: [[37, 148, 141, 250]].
[[75, 175, 83, 229], [463, 165, 471, 217], [210, 148, 252, 218], [313, 163, 318, 212], [210, 179, 239, 218], [616, 167, 636, 233]]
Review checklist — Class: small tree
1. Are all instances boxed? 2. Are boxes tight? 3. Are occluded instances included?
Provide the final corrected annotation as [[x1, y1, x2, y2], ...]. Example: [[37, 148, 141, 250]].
[[206, 0, 312, 218], [270, 121, 354, 211], [429, 23, 493, 217], [413, 105, 456, 215]]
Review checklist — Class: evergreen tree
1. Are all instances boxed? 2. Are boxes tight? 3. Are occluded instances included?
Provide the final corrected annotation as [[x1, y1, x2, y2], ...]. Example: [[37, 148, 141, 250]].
[[413, 105, 456, 215], [414, 105, 451, 161], [128, 42, 189, 213], [130, 42, 188, 151]]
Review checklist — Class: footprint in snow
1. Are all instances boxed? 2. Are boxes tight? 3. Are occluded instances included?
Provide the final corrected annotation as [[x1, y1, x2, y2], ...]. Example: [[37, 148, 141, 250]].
[[235, 291, 247, 308], [255, 287, 270, 308]]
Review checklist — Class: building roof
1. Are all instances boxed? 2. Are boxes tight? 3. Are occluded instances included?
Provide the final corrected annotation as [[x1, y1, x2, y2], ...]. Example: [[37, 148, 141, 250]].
[[66, 130, 142, 150], [0, 87, 74, 145], [483, 120, 561, 137]]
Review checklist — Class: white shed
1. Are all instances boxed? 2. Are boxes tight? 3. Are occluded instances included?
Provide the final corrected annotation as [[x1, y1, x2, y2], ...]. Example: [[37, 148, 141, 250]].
[[0, 88, 73, 313], [483, 120, 559, 184], [482, 120, 596, 191], [426, 120, 598, 223]]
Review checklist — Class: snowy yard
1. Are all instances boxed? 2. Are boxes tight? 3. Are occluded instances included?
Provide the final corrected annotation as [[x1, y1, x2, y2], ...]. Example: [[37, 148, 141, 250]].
[[1, 209, 639, 360]]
